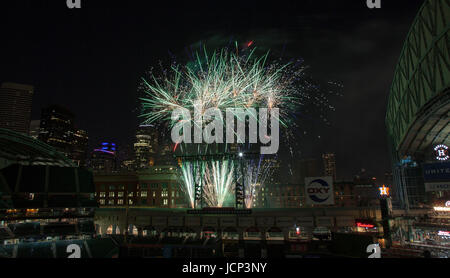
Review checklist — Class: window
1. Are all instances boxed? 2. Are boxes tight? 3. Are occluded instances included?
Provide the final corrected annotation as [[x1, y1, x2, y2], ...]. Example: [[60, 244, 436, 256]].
[[109, 185, 116, 191], [108, 200, 114, 205], [152, 192, 156, 197], [162, 190, 168, 197], [128, 192, 134, 197], [129, 199, 134, 205], [99, 199, 105, 205], [118, 192, 124, 197], [141, 183, 148, 190], [100, 192, 106, 198], [141, 191, 148, 197], [163, 199, 168, 205], [117, 199, 124, 205], [109, 192, 115, 197], [172, 191, 175, 197]]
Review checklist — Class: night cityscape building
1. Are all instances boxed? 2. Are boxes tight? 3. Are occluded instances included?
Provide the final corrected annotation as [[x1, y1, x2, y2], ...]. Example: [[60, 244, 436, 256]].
[[38, 105, 89, 166], [93, 165, 186, 208], [322, 153, 337, 180], [71, 129, 89, 167], [89, 142, 118, 173], [0, 82, 34, 135], [38, 105, 75, 157], [1, 0, 449, 261], [134, 125, 158, 169]]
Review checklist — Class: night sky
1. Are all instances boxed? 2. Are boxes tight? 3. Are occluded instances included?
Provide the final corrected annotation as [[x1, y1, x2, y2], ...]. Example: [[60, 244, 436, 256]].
[[0, 0, 425, 181]]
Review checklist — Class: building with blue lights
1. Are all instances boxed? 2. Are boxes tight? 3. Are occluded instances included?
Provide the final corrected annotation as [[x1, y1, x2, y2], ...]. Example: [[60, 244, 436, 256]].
[[89, 142, 118, 173]]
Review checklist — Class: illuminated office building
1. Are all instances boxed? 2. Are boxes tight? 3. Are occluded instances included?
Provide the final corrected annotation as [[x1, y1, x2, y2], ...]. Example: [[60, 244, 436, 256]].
[[72, 129, 89, 167], [322, 153, 337, 180], [90, 142, 118, 173], [134, 125, 158, 169], [0, 82, 34, 134], [38, 105, 75, 157]]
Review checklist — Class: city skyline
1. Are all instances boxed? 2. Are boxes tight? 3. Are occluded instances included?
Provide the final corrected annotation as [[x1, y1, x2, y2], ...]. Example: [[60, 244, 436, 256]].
[[0, 0, 449, 261], [0, 0, 425, 181]]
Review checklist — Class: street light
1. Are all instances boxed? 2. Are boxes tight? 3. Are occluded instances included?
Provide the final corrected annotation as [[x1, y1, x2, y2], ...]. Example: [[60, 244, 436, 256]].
[[238, 152, 243, 158]]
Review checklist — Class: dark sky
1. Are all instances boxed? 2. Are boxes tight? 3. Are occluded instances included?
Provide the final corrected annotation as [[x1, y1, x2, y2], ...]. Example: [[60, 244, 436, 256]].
[[0, 0, 425, 181]]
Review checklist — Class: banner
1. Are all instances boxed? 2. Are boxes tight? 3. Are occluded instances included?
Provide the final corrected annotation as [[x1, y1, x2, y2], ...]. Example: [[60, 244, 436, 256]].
[[425, 182, 450, 192], [305, 176, 334, 205], [423, 162, 450, 181]]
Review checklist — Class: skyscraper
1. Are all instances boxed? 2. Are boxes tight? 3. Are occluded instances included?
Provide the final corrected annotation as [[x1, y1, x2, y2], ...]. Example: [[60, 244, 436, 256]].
[[90, 142, 118, 173], [39, 105, 75, 157], [0, 82, 34, 134], [134, 125, 158, 169], [322, 153, 337, 180], [72, 129, 89, 167]]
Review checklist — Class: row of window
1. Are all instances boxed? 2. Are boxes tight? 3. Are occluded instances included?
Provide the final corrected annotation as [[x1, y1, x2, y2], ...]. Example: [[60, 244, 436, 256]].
[[97, 191, 180, 198], [98, 183, 176, 191], [98, 198, 174, 206]]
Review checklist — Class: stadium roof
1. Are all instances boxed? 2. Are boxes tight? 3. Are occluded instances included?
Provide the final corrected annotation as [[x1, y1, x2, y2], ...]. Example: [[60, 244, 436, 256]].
[[0, 164, 97, 209], [385, 0, 450, 157], [0, 128, 75, 168]]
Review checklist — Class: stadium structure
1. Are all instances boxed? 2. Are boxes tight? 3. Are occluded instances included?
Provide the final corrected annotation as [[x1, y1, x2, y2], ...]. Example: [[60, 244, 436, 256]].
[[386, 0, 450, 210]]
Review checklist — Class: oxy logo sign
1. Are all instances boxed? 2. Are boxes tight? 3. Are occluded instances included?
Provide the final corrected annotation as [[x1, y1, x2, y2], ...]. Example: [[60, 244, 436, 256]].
[[304, 177, 334, 205]]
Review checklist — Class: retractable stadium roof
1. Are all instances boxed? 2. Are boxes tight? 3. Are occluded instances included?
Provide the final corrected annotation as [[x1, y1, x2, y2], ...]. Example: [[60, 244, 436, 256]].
[[0, 128, 75, 168]]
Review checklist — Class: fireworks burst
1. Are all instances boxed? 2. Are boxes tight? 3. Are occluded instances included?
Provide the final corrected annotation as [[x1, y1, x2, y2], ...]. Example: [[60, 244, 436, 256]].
[[140, 46, 303, 129], [139, 44, 339, 208]]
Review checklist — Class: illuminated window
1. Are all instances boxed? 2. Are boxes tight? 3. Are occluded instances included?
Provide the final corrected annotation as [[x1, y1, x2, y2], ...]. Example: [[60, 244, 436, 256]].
[[162, 190, 168, 197], [163, 199, 168, 205], [129, 199, 134, 205], [99, 199, 105, 205], [100, 192, 106, 198], [109, 192, 115, 197], [141, 191, 148, 197], [108, 200, 114, 205], [152, 192, 156, 197], [128, 192, 134, 197], [118, 192, 124, 197], [117, 199, 124, 205]]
